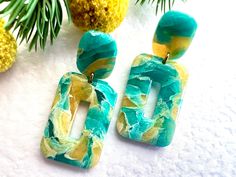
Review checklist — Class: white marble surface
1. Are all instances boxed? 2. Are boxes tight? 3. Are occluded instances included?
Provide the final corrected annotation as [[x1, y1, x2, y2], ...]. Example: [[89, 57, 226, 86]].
[[0, 0, 236, 177]]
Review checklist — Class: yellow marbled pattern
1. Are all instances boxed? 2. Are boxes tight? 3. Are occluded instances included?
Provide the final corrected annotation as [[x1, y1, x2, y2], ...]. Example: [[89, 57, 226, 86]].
[[153, 36, 192, 59], [41, 72, 117, 168], [153, 11, 197, 60], [117, 54, 188, 147]]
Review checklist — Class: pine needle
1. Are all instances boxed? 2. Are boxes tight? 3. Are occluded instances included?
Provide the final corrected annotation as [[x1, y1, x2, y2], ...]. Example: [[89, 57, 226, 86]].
[[0, 0, 71, 51], [136, 0, 183, 14]]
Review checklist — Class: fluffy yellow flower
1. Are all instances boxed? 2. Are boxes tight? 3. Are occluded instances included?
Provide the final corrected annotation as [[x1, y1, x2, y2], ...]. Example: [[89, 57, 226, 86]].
[[0, 19, 17, 73], [69, 0, 129, 33]]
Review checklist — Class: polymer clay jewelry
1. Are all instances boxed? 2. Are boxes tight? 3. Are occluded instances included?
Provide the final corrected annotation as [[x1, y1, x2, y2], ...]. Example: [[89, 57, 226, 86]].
[[41, 31, 117, 168], [117, 11, 197, 147]]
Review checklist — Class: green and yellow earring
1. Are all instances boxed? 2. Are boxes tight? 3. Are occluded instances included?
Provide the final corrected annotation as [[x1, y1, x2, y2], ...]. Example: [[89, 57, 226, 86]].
[[40, 31, 117, 168], [117, 11, 197, 147]]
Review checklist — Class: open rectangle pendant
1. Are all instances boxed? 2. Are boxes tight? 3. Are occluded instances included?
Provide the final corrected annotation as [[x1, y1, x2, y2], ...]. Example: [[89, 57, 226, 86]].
[[41, 72, 117, 168], [117, 54, 188, 147]]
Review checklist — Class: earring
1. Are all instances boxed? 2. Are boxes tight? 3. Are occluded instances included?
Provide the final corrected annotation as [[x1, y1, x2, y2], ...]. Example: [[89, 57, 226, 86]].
[[116, 11, 197, 147], [40, 31, 117, 168]]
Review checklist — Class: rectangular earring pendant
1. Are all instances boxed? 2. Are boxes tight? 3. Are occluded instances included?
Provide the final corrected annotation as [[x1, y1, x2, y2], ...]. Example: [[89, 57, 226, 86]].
[[117, 54, 188, 147], [41, 72, 117, 168]]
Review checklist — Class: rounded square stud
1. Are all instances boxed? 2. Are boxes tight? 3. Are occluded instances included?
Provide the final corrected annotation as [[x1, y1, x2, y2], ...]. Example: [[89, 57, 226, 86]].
[[153, 11, 197, 60], [77, 31, 117, 80]]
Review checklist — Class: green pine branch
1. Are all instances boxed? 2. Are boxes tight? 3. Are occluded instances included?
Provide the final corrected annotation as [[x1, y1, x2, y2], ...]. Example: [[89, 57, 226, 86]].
[[136, 0, 184, 14], [0, 0, 71, 51]]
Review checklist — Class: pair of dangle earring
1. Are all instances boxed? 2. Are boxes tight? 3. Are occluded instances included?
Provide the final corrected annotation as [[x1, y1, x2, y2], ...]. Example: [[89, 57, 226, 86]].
[[40, 11, 197, 169]]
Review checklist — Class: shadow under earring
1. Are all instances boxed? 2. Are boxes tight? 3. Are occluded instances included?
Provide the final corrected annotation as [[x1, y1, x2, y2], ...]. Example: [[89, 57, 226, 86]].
[[40, 31, 117, 168], [117, 11, 197, 147]]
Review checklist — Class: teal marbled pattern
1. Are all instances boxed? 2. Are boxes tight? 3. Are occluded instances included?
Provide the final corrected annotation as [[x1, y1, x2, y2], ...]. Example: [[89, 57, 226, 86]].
[[77, 31, 117, 79], [117, 54, 188, 147], [153, 11, 197, 59], [41, 72, 117, 168]]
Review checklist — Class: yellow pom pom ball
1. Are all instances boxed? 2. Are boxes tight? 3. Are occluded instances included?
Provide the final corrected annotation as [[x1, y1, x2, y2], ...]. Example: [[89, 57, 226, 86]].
[[0, 19, 17, 73], [69, 0, 129, 33]]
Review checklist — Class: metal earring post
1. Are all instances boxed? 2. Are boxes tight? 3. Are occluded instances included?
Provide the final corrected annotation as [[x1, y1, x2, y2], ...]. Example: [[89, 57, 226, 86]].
[[88, 72, 95, 83], [162, 52, 170, 64]]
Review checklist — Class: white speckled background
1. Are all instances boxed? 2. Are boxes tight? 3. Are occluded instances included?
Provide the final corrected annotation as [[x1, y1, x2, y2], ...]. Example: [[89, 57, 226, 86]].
[[0, 0, 236, 177]]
